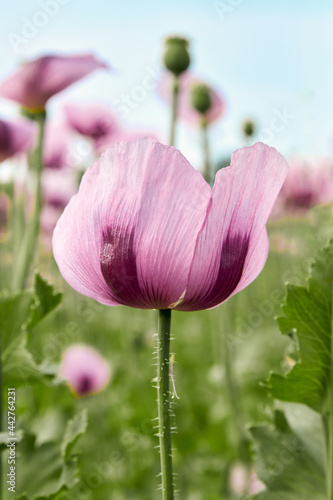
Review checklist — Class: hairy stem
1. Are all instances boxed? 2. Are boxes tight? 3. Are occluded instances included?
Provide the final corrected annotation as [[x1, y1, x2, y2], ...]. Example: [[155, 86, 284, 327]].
[[12, 110, 46, 290], [169, 75, 180, 147], [157, 309, 174, 500]]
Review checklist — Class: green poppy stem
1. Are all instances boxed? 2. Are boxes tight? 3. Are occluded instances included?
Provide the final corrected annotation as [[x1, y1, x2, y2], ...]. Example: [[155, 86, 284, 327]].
[[157, 309, 174, 500], [169, 75, 180, 147], [201, 119, 212, 184], [12, 110, 46, 290], [223, 335, 249, 463]]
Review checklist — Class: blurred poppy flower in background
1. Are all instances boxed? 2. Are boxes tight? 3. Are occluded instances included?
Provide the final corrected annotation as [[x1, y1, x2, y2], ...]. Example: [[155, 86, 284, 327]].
[[59, 344, 111, 398], [43, 121, 76, 170], [64, 102, 159, 153], [0, 54, 108, 110], [42, 168, 78, 209], [63, 102, 119, 151], [53, 137, 288, 311], [159, 71, 225, 126], [0, 117, 36, 162], [274, 156, 333, 216]]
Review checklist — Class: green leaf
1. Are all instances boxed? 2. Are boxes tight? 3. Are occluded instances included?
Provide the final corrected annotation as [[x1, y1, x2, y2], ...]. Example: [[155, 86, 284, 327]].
[[2, 334, 42, 386], [0, 430, 23, 451], [61, 409, 88, 460], [269, 240, 333, 413], [27, 273, 62, 329], [0, 274, 63, 388], [250, 409, 325, 500], [13, 411, 88, 500], [0, 290, 33, 352]]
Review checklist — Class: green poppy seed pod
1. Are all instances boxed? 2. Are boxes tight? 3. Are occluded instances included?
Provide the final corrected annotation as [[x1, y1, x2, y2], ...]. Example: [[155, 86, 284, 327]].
[[163, 37, 190, 76], [243, 120, 256, 137], [191, 84, 212, 115]]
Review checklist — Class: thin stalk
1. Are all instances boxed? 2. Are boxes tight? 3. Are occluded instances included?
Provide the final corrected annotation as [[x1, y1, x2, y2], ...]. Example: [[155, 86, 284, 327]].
[[223, 334, 248, 463], [201, 119, 212, 184], [169, 75, 180, 147], [157, 309, 174, 500], [12, 111, 46, 290]]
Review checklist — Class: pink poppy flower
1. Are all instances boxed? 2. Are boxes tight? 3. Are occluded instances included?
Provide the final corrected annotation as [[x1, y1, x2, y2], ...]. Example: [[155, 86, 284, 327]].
[[63, 102, 119, 151], [43, 121, 75, 170], [248, 470, 265, 495], [42, 169, 78, 209], [64, 102, 159, 153], [230, 464, 265, 496], [0, 54, 107, 110], [274, 156, 333, 216], [52, 138, 288, 311], [0, 117, 36, 162], [59, 344, 111, 397], [159, 71, 225, 126]]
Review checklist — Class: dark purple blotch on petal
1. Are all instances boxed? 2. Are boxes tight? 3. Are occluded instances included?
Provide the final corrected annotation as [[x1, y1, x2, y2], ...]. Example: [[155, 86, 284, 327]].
[[181, 233, 249, 311], [77, 374, 93, 396], [100, 226, 150, 308]]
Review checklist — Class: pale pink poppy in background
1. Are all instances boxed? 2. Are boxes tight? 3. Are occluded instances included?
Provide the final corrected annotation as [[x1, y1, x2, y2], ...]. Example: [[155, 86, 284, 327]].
[[230, 464, 265, 496], [64, 102, 159, 153], [273, 156, 333, 217], [53, 138, 288, 311], [159, 71, 225, 126], [0, 54, 108, 110], [42, 168, 78, 209], [63, 102, 119, 151], [248, 470, 265, 495], [0, 117, 36, 162], [59, 344, 111, 398], [43, 121, 76, 170], [41, 169, 78, 250]]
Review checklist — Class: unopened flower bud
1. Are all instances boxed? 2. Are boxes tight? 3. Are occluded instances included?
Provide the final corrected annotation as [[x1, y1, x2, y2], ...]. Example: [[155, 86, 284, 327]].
[[163, 37, 190, 76], [191, 83, 212, 115], [242, 119, 256, 137]]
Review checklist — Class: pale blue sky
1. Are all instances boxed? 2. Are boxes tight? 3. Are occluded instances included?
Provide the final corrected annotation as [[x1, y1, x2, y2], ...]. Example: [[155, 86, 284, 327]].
[[0, 0, 332, 167]]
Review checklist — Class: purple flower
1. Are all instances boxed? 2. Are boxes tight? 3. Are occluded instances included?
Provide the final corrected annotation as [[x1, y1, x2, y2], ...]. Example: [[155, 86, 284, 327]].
[[64, 102, 159, 153], [274, 156, 333, 216], [0, 117, 36, 162], [0, 54, 107, 110], [63, 102, 119, 151], [42, 169, 78, 209], [43, 121, 75, 170], [59, 344, 111, 398], [52, 138, 288, 311]]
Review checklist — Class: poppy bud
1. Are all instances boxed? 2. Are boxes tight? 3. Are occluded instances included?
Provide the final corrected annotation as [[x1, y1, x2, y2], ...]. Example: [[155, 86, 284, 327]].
[[242, 119, 256, 137], [163, 37, 190, 76], [191, 83, 212, 115]]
